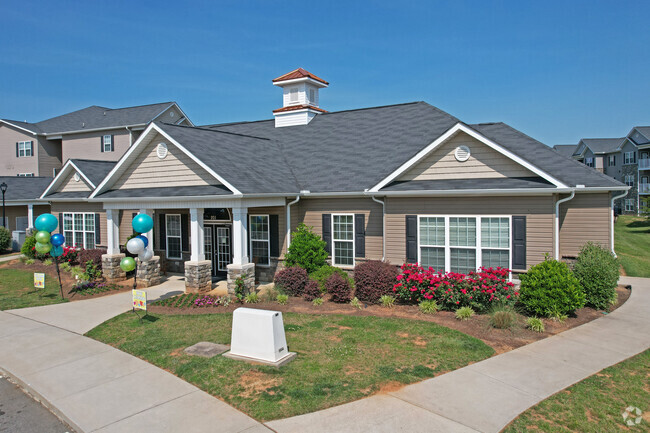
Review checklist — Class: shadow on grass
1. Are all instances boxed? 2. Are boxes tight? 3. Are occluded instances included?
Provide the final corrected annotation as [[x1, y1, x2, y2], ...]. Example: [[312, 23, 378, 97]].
[[626, 220, 650, 228], [142, 314, 159, 323]]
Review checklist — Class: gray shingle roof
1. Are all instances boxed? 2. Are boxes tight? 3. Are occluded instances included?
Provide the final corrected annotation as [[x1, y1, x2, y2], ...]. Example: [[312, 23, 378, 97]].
[[46, 191, 92, 199], [0, 119, 42, 134], [98, 185, 232, 199], [69, 159, 116, 187], [632, 127, 650, 144], [0, 177, 53, 201], [577, 138, 624, 154], [552, 144, 577, 157], [383, 177, 554, 191]]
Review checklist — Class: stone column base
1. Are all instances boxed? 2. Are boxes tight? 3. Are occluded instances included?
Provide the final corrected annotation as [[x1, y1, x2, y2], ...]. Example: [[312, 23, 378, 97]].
[[102, 253, 126, 282], [227, 263, 256, 295], [136, 256, 161, 287], [185, 260, 212, 293]]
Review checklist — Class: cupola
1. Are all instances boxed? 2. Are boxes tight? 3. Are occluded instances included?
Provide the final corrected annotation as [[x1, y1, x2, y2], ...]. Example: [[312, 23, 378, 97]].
[[272, 68, 328, 127]]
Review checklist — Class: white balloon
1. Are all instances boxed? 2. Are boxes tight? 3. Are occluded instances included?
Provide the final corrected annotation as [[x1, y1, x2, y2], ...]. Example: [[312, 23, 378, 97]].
[[138, 249, 153, 262], [126, 237, 145, 255]]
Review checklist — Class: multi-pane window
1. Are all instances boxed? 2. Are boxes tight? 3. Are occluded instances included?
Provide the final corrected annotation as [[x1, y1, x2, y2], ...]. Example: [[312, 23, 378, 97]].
[[103, 135, 112, 152], [585, 157, 594, 167], [625, 175, 635, 187], [624, 151, 637, 165], [166, 214, 182, 259], [608, 155, 616, 166], [63, 212, 95, 249], [250, 215, 270, 266], [418, 216, 511, 274], [18, 141, 32, 157], [625, 199, 635, 212], [17, 173, 33, 177], [332, 214, 354, 266]]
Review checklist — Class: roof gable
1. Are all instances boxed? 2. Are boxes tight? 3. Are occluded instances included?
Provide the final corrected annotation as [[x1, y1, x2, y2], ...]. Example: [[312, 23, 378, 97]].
[[57, 169, 92, 194]]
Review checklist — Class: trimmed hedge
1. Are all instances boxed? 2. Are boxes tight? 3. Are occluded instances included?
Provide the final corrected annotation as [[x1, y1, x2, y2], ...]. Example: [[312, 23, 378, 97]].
[[77, 248, 107, 269], [573, 242, 619, 310], [274, 266, 309, 297], [310, 265, 353, 292], [303, 279, 322, 301], [0, 227, 11, 251], [326, 273, 352, 303], [354, 260, 399, 303]]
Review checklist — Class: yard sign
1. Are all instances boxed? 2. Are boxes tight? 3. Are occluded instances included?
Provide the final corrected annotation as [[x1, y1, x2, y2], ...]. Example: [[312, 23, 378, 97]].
[[34, 273, 45, 289], [132, 289, 147, 311]]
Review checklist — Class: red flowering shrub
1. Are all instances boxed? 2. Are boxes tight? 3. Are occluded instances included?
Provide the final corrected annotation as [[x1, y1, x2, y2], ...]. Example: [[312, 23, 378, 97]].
[[274, 266, 309, 296], [354, 260, 399, 303], [303, 279, 322, 301], [77, 248, 106, 268], [326, 273, 352, 303], [393, 264, 517, 312]]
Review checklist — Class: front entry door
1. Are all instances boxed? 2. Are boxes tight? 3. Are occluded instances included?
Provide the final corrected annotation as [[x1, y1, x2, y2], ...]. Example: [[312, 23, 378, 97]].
[[205, 224, 231, 276]]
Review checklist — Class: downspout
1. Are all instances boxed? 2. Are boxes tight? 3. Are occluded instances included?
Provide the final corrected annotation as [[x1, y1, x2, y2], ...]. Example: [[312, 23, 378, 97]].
[[555, 190, 575, 260], [286, 195, 300, 249], [610, 190, 629, 257], [370, 195, 386, 261], [125, 126, 133, 146]]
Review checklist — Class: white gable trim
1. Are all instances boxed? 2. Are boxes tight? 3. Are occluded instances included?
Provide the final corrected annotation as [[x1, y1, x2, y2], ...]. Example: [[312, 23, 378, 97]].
[[0, 119, 39, 135], [90, 123, 241, 199], [152, 103, 195, 127], [369, 123, 568, 192], [40, 160, 95, 199]]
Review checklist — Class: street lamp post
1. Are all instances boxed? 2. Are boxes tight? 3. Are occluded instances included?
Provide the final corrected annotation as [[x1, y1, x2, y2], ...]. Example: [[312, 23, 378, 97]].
[[0, 182, 7, 229]]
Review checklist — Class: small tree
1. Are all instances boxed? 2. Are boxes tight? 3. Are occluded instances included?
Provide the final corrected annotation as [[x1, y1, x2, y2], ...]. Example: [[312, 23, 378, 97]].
[[284, 223, 328, 274], [0, 227, 11, 252], [573, 242, 619, 310]]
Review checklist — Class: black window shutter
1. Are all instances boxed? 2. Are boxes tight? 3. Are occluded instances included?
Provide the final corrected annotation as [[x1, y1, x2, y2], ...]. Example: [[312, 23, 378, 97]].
[[159, 214, 166, 249], [16, 142, 19, 157], [132, 212, 137, 230], [270, 215, 279, 258], [181, 214, 189, 252], [30, 141, 34, 157], [100, 136, 104, 153], [95, 213, 101, 245], [512, 216, 527, 270], [406, 215, 417, 263], [354, 214, 365, 258], [58, 213, 63, 234], [322, 214, 331, 254], [110, 135, 114, 152]]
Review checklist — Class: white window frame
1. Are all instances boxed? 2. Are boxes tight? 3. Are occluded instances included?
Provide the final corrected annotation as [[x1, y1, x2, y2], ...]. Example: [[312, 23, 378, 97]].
[[289, 87, 299, 104], [608, 155, 616, 166], [625, 199, 635, 212], [165, 214, 182, 259], [624, 151, 637, 165], [103, 135, 112, 152], [17, 173, 34, 177], [417, 215, 512, 275], [584, 157, 594, 167], [18, 141, 32, 157], [625, 175, 635, 187], [332, 213, 355, 267], [249, 214, 270, 267], [62, 212, 96, 249]]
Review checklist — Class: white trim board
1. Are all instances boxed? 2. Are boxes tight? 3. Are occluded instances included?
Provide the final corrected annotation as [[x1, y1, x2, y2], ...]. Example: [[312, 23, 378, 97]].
[[40, 160, 95, 199], [0, 119, 39, 135], [370, 123, 568, 192]]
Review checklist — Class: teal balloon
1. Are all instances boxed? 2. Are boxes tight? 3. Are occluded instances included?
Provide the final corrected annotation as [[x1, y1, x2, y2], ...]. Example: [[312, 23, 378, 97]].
[[35, 230, 51, 244], [35, 242, 52, 254], [50, 245, 63, 257], [132, 214, 153, 234], [120, 257, 136, 272], [34, 213, 58, 233]]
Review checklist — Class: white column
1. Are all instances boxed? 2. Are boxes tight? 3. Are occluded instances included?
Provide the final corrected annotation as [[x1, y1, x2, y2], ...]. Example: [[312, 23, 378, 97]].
[[232, 207, 249, 265], [27, 204, 34, 229], [189, 208, 205, 262], [106, 209, 120, 255], [139, 208, 154, 255]]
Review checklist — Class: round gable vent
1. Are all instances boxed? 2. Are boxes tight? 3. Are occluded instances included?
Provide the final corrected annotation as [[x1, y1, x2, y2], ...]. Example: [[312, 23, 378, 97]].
[[73, 172, 81, 182], [156, 142, 168, 159], [454, 145, 471, 162]]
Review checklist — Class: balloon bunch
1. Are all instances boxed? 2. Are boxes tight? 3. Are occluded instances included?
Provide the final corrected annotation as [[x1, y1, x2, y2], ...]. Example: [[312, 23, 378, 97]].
[[120, 214, 154, 272], [33, 213, 66, 299]]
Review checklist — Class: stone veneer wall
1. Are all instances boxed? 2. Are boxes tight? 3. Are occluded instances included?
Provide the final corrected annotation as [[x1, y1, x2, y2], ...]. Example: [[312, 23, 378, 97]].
[[184, 260, 212, 293], [102, 254, 126, 282], [227, 263, 255, 295], [136, 256, 161, 287]]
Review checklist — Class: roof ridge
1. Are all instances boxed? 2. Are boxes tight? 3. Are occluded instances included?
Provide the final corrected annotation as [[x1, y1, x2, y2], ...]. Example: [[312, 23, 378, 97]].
[[70, 158, 116, 163], [202, 118, 274, 128], [319, 101, 424, 116], [158, 122, 271, 141], [106, 101, 175, 112]]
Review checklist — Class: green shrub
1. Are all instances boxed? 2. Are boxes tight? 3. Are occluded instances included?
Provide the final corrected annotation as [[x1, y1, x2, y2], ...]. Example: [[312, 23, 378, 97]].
[[526, 317, 545, 333], [43, 258, 53, 266], [59, 262, 71, 271], [244, 293, 259, 304], [350, 297, 362, 310], [25, 258, 35, 265], [312, 297, 323, 306], [284, 223, 328, 274], [490, 305, 516, 329], [353, 260, 399, 303], [21, 235, 48, 260], [276, 294, 289, 305], [380, 295, 395, 308], [0, 227, 11, 251], [573, 242, 619, 310], [455, 306, 475, 321], [310, 265, 352, 292], [519, 258, 585, 317], [418, 300, 439, 314]]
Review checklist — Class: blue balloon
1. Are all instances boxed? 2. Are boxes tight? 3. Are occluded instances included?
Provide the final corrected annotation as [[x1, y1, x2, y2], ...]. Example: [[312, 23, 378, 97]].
[[50, 245, 63, 257], [35, 213, 58, 233], [51, 233, 65, 247], [136, 235, 149, 248], [132, 214, 153, 234]]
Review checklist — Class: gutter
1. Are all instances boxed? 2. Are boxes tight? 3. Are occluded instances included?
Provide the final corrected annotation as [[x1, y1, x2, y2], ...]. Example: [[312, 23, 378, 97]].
[[554, 190, 576, 260], [286, 195, 300, 249], [610, 190, 629, 257], [369, 194, 386, 261]]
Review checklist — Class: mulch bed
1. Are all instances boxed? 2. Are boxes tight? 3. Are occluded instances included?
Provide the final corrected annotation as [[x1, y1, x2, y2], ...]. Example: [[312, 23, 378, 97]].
[[148, 286, 630, 355]]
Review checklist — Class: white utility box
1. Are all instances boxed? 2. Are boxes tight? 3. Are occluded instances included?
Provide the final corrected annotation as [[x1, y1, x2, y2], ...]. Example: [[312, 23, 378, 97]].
[[223, 307, 296, 367]]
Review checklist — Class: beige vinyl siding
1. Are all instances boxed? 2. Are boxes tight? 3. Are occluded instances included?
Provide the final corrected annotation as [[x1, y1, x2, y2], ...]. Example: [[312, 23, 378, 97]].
[[398, 131, 534, 181], [250, 206, 287, 258], [61, 129, 130, 163], [0, 124, 39, 176], [58, 170, 92, 193], [290, 198, 383, 261], [119, 210, 143, 246], [112, 133, 218, 189], [384, 196, 555, 270], [37, 137, 62, 177], [1, 205, 50, 232], [50, 202, 107, 247], [559, 193, 611, 257]]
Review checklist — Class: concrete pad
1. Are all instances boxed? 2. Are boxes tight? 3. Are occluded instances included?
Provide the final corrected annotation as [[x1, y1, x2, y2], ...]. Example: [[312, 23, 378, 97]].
[[185, 341, 230, 358], [93, 390, 264, 433], [559, 321, 650, 356], [54, 365, 197, 432], [267, 394, 479, 433], [392, 368, 540, 433], [223, 351, 297, 367], [0, 313, 47, 338]]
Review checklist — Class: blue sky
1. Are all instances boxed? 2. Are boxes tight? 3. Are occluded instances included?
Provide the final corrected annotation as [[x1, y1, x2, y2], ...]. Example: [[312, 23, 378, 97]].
[[1, 0, 648, 145]]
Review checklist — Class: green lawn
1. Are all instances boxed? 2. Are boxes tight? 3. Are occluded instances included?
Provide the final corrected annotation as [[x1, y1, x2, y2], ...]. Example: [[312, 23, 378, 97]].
[[0, 268, 66, 310], [87, 312, 494, 421], [504, 349, 650, 432], [615, 215, 650, 278]]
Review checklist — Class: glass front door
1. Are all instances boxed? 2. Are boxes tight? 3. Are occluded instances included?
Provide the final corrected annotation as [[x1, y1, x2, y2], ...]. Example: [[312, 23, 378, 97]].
[[216, 226, 231, 272], [205, 224, 231, 276], [204, 226, 215, 276]]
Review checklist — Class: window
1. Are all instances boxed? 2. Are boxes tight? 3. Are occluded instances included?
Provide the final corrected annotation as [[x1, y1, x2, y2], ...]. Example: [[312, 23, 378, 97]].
[[289, 87, 299, 104], [625, 175, 635, 187], [17, 173, 33, 177], [608, 155, 616, 166], [62, 212, 95, 249], [15, 216, 28, 231], [103, 135, 112, 152], [624, 151, 637, 165], [165, 214, 182, 259], [585, 157, 594, 167], [418, 216, 511, 274], [332, 214, 354, 266], [625, 199, 635, 212], [250, 215, 270, 266], [17, 141, 32, 157]]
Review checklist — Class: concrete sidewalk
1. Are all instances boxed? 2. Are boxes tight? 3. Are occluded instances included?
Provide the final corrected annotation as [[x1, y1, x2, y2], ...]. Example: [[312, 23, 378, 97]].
[[267, 276, 650, 433]]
